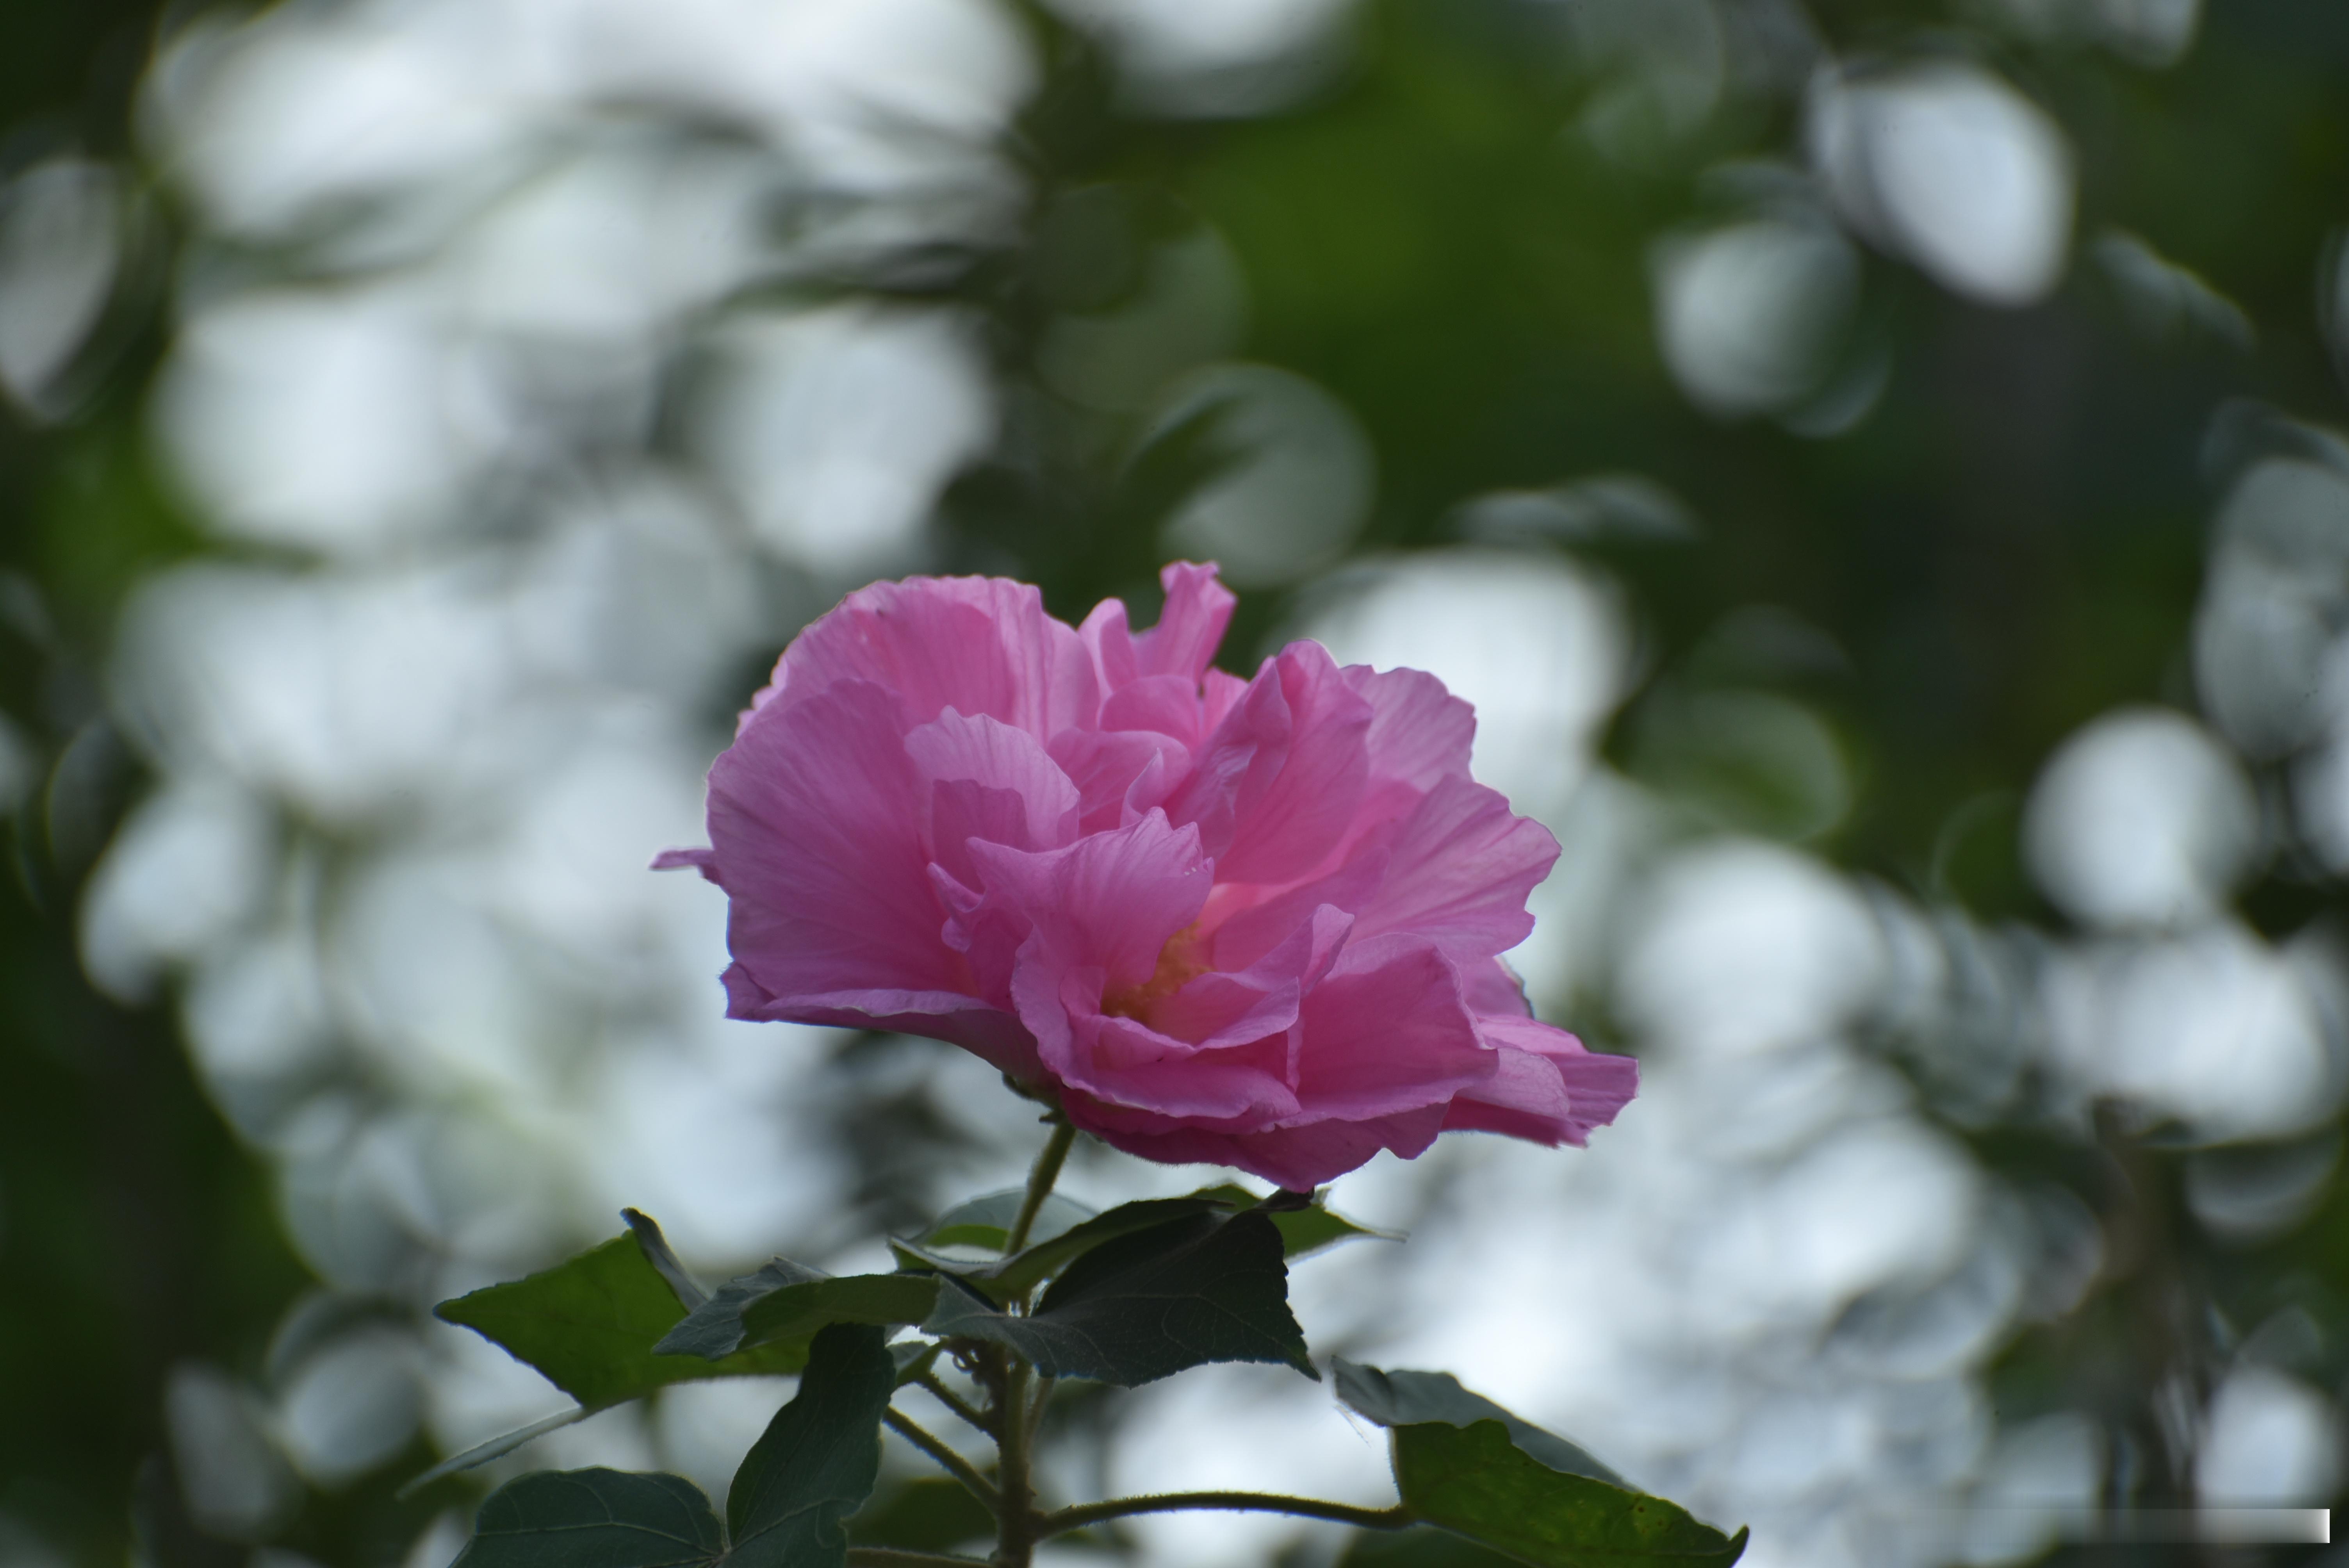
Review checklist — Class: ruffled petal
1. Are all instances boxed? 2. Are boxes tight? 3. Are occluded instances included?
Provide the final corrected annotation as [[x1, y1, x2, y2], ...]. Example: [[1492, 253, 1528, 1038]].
[[1350, 773, 1559, 957], [1070, 1099, 1451, 1190], [905, 708, 1081, 889], [1080, 559, 1235, 692], [1289, 934, 1495, 1117], [758, 575, 1098, 740], [1165, 641, 1373, 884], [709, 679, 968, 1003], [1346, 663, 1478, 793], [1444, 1014, 1638, 1146]]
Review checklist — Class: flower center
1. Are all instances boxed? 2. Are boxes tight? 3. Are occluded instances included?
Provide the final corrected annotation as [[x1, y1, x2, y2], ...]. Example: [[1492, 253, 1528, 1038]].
[[1102, 923, 1212, 1021]]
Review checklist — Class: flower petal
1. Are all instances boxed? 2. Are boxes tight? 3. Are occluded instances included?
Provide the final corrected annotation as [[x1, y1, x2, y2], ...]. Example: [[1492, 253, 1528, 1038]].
[[758, 575, 1098, 740]]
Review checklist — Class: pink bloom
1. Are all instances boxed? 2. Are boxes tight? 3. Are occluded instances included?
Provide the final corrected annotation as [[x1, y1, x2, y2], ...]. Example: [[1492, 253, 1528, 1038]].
[[659, 563, 1634, 1189]]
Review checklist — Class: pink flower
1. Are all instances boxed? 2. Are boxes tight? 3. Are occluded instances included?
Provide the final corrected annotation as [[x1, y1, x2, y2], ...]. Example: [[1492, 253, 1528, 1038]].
[[659, 563, 1634, 1189]]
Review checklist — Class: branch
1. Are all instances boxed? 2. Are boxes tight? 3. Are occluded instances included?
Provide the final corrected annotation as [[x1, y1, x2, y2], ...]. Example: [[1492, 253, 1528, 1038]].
[[913, 1369, 997, 1438], [1039, 1493, 1414, 1537], [882, 1409, 1000, 1512]]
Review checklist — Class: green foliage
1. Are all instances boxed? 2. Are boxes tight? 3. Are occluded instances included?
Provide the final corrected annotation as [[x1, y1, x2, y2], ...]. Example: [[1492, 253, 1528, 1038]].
[[725, 1324, 895, 1565], [911, 1189, 1098, 1251], [452, 1470, 725, 1568], [656, 1264, 939, 1363], [923, 1210, 1315, 1385], [1336, 1361, 1746, 1568], [450, 1325, 893, 1568], [902, 1184, 1388, 1302], [433, 1226, 804, 1406]]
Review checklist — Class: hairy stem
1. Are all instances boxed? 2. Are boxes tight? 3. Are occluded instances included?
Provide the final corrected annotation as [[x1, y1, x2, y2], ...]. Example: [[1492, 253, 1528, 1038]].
[[914, 1369, 998, 1439], [993, 1359, 1037, 1566], [1038, 1493, 1414, 1537], [883, 1409, 999, 1511], [1004, 1116, 1076, 1254]]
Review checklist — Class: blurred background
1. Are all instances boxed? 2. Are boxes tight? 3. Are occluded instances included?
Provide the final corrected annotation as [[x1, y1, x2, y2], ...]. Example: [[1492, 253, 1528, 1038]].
[[3, 0, 2347, 1565]]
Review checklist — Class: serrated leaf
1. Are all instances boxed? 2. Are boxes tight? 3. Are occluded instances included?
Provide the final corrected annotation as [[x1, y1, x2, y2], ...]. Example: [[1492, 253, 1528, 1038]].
[[725, 1323, 895, 1568], [921, 1210, 1314, 1386], [1334, 1360, 1746, 1568], [656, 1263, 938, 1363], [435, 1228, 802, 1406], [451, 1468, 724, 1568]]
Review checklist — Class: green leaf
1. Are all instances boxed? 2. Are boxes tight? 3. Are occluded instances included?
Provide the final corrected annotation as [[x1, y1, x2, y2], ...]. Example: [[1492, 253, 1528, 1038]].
[[451, 1468, 724, 1568], [909, 1189, 1097, 1252], [725, 1323, 895, 1568], [655, 1263, 938, 1363], [1334, 1361, 1747, 1568], [848, 1477, 994, 1555], [435, 1226, 802, 1406], [921, 1210, 1315, 1386], [1334, 1363, 1625, 1485], [910, 1185, 1386, 1304], [1187, 1183, 1401, 1259]]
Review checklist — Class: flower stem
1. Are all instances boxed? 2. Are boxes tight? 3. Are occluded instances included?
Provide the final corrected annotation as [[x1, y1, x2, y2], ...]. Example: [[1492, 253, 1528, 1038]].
[[883, 1408, 999, 1511], [1038, 1493, 1413, 1537], [1004, 1116, 1076, 1254]]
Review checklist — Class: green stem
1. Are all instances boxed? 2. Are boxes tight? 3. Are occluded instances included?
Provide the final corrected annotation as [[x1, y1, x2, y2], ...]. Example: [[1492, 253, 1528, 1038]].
[[994, 1358, 1037, 1566], [1038, 1493, 1414, 1537], [883, 1409, 1000, 1511], [914, 1369, 997, 1438], [1004, 1116, 1076, 1254], [846, 1550, 993, 1567]]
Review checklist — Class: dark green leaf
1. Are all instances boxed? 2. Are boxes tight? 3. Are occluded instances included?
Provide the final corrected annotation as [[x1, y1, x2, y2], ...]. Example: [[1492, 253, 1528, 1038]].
[[1334, 1362, 1624, 1485], [434, 1228, 803, 1406], [655, 1264, 938, 1361], [1186, 1183, 1401, 1259], [451, 1468, 723, 1568], [900, 1195, 1220, 1301], [921, 1210, 1315, 1386], [1334, 1361, 1746, 1568], [725, 1323, 895, 1568], [848, 1477, 994, 1555], [913, 1185, 1384, 1304]]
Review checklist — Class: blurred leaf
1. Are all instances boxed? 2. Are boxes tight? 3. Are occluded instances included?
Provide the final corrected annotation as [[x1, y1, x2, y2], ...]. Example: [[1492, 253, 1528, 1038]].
[[921, 1211, 1314, 1385], [1341, 1526, 1530, 1568], [434, 1229, 802, 1406], [1335, 1361, 1745, 1568], [909, 1189, 1098, 1253], [656, 1263, 937, 1363], [451, 1469, 724, 1568], [726, 1323, 894, 1568], [848, 1477, 995, 1555]]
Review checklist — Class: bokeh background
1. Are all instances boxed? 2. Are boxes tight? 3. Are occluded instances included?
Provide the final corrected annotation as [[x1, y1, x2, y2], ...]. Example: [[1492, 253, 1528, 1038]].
[[4, 1, 2348, 1566]]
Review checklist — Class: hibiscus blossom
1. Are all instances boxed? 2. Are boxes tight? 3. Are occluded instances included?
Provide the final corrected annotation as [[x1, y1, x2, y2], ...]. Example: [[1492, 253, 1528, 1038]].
[[659, 562, 1634, 1188]]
